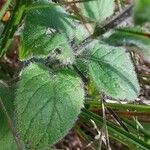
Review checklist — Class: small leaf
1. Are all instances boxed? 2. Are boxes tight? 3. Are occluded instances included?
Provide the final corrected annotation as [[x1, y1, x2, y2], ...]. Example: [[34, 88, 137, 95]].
[[15, 64, 84, 149], [82, 41, 139, 100], [103, 27, 150, 62], [20, 4, 75, 60], [81, 0, 114, 23], [0, 81, 17, 150], [134, 0, 150, 25]]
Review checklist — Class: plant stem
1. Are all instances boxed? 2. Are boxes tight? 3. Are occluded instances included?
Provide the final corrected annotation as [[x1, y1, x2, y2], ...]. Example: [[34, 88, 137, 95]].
[[0, 0, 27, 56], [73, 3, 134, 55]]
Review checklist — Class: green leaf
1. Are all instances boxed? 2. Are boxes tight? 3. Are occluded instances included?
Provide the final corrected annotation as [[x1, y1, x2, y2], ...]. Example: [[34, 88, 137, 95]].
[[20, 4, 75, 60], [103, 27, 150, 62], [49, 33, 75, 65], [15, 64, 84, 149], [82, 41, 139, 100], [0, 81, 17, 150], [81, 0, 114, 23], [134, 0, 150, 25]]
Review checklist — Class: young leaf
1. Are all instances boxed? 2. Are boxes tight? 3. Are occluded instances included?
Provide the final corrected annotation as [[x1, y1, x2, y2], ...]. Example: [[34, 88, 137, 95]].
[[82, 41, 139, 100], [20, 4, 75, 60], [15, 64, 84, 149], [103, 27, 150, 62], [0, 82, 17, 150], [134, 0, 150, 25], [81, 0, 114, 23]]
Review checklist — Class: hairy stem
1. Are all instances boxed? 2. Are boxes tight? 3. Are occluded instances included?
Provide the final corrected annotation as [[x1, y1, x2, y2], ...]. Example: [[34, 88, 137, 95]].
[[73, 3, 134, 55]]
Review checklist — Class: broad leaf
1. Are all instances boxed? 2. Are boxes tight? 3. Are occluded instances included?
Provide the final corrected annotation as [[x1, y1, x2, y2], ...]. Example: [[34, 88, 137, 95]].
[[15, 64, 84, 149], [81, 0, 114, 23], [0, 81, 17, 150], [103, 27, 150, 62], [82, 41, 139, 100], [20, 4, 75, 60], [134, 0, 150, 25]]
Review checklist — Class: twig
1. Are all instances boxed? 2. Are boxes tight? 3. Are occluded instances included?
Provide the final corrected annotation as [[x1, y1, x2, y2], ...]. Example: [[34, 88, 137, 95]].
[[106, 107, 129, 132], [0, 98, 24, 150], [73, 35, 94, 54], [73, 3, 134, 55], [101, 94, 129, 132], [55, 0, 95, 5]]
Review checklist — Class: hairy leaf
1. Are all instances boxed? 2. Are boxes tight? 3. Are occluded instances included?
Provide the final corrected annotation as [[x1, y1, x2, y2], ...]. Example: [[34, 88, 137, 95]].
[[134, 0, 150, 25], [0, 81, 17, 150], [20, 4, 75, 61], [48, 33, 75, 65], [103, 27, 150, 62], [82, 41, 139, 100], [81, 0, 114, 23], [15, 64, 84, 149]]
